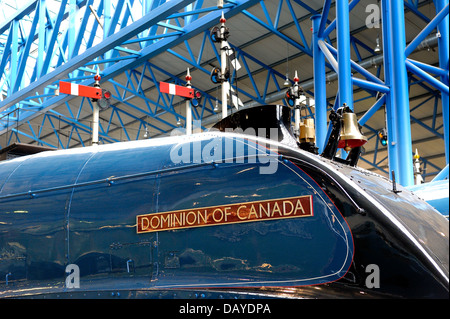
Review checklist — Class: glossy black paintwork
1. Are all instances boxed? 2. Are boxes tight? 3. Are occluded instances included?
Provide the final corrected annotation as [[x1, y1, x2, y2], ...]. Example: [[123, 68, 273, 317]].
[[0, 105, 448, 299], [280, 149, 448, 298]]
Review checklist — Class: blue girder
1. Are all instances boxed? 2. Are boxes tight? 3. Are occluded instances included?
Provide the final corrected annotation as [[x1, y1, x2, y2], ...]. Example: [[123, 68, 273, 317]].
[[0, 0, 448, 185]]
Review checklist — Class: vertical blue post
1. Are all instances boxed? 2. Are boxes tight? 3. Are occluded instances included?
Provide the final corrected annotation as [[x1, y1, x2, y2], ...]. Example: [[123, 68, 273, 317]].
[[9, 20, 19, 96], [336, 0, 353, 110], [37, 0, 46, 79], [389, 0, 414, 186], [311, 15, 327, 153], [103, 0, 111, 39], [103, 0, 112, 69], [436, 0, 449, 164], [68, 0, 78, 59], [381, 0, 399, 180]]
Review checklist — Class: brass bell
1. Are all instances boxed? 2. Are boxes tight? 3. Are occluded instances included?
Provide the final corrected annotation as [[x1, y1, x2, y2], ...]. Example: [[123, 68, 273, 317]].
[[299, 118, 316, 144], [338, 111, 367, 152]]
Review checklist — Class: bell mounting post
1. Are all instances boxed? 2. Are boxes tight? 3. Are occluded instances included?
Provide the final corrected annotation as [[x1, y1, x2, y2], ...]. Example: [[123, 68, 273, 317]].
[[210, 12, 243, 118]]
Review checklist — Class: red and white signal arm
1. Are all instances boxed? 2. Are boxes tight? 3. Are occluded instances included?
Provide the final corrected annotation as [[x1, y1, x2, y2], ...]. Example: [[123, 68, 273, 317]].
[[59, 81, 102, 99], [58, 81, 112, 110], [160, 82, 194, 99]]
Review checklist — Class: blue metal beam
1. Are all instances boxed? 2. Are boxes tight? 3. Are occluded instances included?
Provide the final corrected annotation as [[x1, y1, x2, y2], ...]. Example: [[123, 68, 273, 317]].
[[404, 0, 431, 23], [0, 0, 196, 113], [322, 0, 360, 40], [435, 0, 449, 164], [242, 4, 312, 57], [11, 127, 57, 148], [405, 3, 449, 57], [317, 0, 332, 39], [388, 0, 414, 186], [13, 0, 41, 93], [0, 0, 448, 183], [336, 0, 353, 110], [359, 94, 386, 126], [311, 14, 327, 153], [0, 0, 39, 34], [432, 164, 449, 181], [72, 0, 260, 85], [1, 0, 261, 143], [406, 60, 449, 94]]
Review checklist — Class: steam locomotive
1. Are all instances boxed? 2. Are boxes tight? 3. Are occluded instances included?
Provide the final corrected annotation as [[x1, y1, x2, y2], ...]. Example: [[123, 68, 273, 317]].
[[0, 105, 447, 299]]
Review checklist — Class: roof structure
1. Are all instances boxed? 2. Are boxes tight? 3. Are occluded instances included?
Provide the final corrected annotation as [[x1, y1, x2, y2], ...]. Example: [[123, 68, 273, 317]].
[[0, 0, 448, 185]]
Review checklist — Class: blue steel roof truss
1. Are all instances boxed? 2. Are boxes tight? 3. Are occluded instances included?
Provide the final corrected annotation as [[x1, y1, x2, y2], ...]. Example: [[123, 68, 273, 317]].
[[0, 0, 448, 183]]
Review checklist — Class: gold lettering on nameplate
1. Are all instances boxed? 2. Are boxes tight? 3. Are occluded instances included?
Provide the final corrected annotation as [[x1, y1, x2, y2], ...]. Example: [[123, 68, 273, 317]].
[[136, 195, 313, 234]]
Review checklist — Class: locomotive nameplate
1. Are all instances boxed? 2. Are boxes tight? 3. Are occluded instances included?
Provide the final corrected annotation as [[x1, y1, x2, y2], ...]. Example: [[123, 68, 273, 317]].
[[137, 195, 313, 233]]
